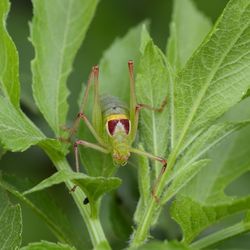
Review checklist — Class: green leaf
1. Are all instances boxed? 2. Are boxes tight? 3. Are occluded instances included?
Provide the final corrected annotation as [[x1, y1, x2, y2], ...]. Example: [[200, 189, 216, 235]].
[[132, 240, 192, 250], [0, 188, 22, 250], [0, 144, 6, 159], [131, 1, 250, 246], [162, 159, 209, 203], [182, 125, 250, 204], [108, 194, 132, 240], [78, 23, 144, 177], [242, 88, 250, 100], [99, 22, 146, 104], [134, 144, 151, 224], [171, 195, 250, 244], [31, 0, 99, 136], [167, 0, 212, 71], [137, 145, 150, 203], [0, 0, 20, 107], [20, 241, 76, 250], [94, 241, 111, 250], [175, 121, 250, 171], [129, 32, 172, 246], [139, 24, 151, 54], [0, 96, 44, 151], [136, 31, 170, 178], [0, 96, 64, 153], [191, 212, 250, 249], [0, 175, 80, 248], [161, 122, 250, 203], [23, 169, 121, 217], [172, 0, 250, 151], [171, 101, 250, 243]]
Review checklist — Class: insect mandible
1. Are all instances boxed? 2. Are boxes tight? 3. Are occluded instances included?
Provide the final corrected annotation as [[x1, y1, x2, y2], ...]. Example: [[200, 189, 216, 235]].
[[70, 61, 167, 201]]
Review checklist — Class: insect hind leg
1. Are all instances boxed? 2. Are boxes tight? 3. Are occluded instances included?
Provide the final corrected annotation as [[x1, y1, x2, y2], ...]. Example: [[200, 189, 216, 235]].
[[130, 147, 167, 203], [136, 97, 167, 112]]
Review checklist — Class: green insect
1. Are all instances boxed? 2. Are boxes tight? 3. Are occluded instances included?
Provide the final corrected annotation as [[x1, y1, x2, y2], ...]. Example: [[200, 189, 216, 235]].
[[70, 61, 167, 200]]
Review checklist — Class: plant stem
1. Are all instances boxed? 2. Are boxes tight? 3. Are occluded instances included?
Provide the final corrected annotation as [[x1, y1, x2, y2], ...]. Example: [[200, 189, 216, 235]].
[[130, 197, 156, 248], [130, 152, 177, 247], [190, 221, 250, 249], [44, 148, 111, 249]]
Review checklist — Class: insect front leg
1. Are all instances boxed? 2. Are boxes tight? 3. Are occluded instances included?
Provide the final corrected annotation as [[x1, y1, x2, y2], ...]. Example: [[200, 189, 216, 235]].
[[92, 65, 103, 136], [66, 65, 103, 140], [70, 140, 109, 192], [130, 147, 167, 203], [74, 140, 109, 172], [75, 112, 106, 146], [61, 66, 95, 140]]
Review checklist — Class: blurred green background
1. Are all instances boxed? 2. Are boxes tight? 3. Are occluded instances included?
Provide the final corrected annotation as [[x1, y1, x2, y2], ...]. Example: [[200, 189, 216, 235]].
[[5, 0, 249, 249]]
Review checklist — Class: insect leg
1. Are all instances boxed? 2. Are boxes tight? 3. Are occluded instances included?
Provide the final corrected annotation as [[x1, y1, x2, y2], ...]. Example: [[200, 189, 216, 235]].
[[92, 65, 102, 136], [76, 112, 106, 146], [68, 66, 95, 138], [70, 140, 109, 192], [128, 60, 136, 117], [74, 140, 109, 172], [136, 99, 167, 112], [128, 60, 137, 141], [130, 147, 167, 203]]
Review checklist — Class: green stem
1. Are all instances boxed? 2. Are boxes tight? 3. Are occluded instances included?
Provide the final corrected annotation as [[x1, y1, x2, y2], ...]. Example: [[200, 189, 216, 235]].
[[190, 221, 250, 249], [44, 147, 111, 249], [130, 197, 156, 248], [130, 152, 177, 247]]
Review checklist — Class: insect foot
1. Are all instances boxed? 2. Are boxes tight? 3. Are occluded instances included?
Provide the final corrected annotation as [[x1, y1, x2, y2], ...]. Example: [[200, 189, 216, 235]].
[[57, 136, 71, 144], [151, 158, 167, 204], [69, 185, 77, 193], [151, 190, 160, 204], [77, 112, 87, 120]]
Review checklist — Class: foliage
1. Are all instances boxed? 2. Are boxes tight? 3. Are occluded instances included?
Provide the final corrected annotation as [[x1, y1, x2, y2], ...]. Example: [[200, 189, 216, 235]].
[[0, 189, 22, 250], [0, 0, 250, 249]]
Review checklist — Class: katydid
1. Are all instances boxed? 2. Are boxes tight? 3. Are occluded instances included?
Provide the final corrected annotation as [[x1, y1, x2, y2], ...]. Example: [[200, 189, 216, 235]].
[[70, 61, 167, 201]]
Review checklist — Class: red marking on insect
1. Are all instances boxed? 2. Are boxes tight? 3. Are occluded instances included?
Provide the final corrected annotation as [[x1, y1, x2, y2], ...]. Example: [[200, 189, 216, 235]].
[[120, 119, 130, 134], [107, 119, 130, 135]]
